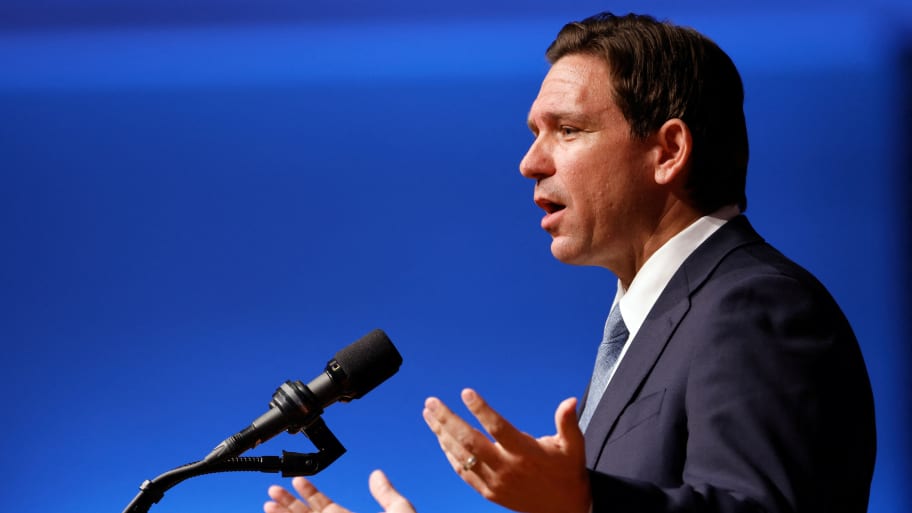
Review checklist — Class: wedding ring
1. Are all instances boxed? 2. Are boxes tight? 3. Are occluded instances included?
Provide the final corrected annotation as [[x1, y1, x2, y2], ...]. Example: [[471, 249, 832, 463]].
[[462, 454, 478, 471]]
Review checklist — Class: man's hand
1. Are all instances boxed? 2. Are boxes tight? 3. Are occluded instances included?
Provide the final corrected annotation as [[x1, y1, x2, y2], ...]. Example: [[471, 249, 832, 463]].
[[422, 388, 591, 513], [264, 470, 416, 513]]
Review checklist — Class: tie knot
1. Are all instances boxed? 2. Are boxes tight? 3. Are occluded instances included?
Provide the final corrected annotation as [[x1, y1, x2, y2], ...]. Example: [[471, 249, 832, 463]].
[[603, 303, 629, 347]]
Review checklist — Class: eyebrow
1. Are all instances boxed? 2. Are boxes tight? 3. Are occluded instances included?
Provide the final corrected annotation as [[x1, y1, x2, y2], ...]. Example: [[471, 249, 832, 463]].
[[526, 110, 598, 132]]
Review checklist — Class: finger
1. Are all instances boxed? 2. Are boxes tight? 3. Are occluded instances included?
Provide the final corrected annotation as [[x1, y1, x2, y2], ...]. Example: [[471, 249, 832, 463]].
[[264, 501, 289, 513], [437, 440, 490, 478], [368, 470, 415, 513], [423, 397, 501, 487], [266, 485, 311, 513], [434, 448, 497, 499], [265, 498, 301, 513], [423, 397, 498, 465], [290, 477, 337, 512], [461, 388, 527, 451], [423, 396, 483, 449], [423, 396, 469, 434]]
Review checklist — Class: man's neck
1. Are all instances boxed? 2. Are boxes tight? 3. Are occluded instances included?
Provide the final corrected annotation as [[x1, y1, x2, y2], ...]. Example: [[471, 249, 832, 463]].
[[615, 201, 704, 288]]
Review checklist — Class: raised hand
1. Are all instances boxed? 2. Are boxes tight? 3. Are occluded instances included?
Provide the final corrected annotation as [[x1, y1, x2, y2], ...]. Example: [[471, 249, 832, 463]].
[[422, 388, 590, 513], [264, 470, 415, 513]]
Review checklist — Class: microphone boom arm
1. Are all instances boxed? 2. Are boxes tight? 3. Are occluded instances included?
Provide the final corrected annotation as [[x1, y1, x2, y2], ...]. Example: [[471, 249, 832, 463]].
[[121, 417, 346, 513]]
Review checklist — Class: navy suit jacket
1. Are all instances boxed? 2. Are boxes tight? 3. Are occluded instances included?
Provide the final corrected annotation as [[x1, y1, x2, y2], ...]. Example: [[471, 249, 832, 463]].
[[582, 216, 875, 513]]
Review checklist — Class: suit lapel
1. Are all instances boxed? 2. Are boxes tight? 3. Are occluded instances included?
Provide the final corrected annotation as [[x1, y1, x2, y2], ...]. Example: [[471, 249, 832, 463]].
[[583, 215, 763, 466], [583, 287, 691, 465]]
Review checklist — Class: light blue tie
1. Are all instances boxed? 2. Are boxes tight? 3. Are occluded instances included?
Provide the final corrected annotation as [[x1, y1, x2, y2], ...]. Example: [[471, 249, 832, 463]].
[[578, 304, 629, 431]]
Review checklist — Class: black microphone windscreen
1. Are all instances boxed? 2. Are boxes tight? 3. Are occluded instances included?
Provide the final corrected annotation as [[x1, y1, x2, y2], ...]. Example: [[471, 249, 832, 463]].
[[333, 329, 402, 399]]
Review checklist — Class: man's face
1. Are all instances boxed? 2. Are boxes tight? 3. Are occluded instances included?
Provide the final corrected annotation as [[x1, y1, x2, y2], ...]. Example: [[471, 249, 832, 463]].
[[520, 53, 657, 269]]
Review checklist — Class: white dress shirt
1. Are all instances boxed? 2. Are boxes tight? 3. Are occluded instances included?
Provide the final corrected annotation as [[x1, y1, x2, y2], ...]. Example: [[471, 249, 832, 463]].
[[604, 205, 740, 387]]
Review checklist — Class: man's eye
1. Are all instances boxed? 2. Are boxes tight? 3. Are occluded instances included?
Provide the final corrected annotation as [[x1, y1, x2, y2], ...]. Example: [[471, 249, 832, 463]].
[[560, 126, 579, 136]]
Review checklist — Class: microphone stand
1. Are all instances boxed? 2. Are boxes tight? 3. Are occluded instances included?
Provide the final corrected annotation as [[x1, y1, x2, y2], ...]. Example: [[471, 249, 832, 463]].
[[121, 417, 345, 513]]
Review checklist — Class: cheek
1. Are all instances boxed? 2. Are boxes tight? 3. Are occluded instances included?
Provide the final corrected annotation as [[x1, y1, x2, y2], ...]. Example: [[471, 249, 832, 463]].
[[577, 170, 616, 217], [562, 148, 622, 217]]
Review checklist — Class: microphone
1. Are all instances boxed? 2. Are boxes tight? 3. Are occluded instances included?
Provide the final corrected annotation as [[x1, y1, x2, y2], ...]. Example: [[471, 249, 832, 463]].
[[203, 329, 402, 463]]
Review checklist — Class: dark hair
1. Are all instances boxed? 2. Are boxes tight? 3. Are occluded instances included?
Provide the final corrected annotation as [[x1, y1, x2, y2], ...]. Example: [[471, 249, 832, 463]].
[[546, 12, 749, 212]]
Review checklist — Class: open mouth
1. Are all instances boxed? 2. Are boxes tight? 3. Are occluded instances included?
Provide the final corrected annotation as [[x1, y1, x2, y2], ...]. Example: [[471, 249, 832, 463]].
[[537, 198, 566, 214]]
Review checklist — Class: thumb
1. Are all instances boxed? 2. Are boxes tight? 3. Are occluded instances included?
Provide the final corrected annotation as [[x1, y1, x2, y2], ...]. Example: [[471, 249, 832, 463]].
[[554, 397, 585, 449]]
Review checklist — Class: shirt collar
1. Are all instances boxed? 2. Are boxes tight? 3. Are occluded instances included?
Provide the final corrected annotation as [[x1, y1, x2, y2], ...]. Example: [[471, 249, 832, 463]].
[[613, 205, 740, 341]]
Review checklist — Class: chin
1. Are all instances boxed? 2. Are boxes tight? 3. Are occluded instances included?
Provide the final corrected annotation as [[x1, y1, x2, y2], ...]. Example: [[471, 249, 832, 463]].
[[550, 238, 605, 268], [550, 239, 586, 266]]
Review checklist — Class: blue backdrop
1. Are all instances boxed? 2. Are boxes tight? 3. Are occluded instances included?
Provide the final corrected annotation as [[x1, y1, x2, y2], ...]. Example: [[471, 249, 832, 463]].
[[1, 2, 909, 512]]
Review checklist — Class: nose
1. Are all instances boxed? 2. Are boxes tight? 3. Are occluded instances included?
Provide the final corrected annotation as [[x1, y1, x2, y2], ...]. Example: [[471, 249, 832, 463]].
[[519, 135, 554, 181]]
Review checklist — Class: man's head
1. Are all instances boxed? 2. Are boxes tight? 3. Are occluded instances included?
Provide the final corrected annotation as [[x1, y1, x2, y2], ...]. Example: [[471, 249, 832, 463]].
[[520, 13, 748, 281], [545, 12, 748, 214]]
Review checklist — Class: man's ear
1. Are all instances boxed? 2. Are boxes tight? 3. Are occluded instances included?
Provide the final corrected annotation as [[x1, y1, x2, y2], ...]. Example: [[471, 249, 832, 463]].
[[653, 118, 692, 185]]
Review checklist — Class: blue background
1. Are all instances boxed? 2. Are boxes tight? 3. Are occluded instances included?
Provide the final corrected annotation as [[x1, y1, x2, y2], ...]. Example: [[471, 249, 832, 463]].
[[1, 2, 910, 512]]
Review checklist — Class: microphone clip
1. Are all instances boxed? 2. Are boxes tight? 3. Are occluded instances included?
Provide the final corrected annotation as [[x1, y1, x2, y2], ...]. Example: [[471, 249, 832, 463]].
[[282, 416, 346, 476]]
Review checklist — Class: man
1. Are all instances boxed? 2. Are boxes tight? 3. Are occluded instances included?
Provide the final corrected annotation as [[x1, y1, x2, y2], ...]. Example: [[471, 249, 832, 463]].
[[265, 12, 876, 513]]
